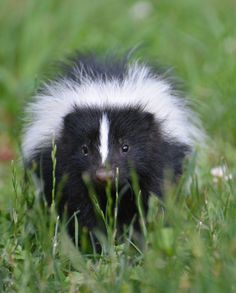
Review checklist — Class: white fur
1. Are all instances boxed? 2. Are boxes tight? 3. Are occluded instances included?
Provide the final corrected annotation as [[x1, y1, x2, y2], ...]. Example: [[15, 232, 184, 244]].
[[99, 114, 109, 164], [22, 63, 203, 160]]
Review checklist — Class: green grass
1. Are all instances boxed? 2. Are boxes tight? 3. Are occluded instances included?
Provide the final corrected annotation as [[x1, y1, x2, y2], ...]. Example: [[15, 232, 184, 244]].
[[0, 0, 236, 292]]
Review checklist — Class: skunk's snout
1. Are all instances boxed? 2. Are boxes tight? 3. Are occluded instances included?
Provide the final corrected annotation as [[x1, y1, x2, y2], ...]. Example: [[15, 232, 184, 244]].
[[95, 168, 114, 183]]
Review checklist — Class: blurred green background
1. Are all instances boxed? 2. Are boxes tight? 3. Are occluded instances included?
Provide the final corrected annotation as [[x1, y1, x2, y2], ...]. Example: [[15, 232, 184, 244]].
[[1, 1, 236, 291]]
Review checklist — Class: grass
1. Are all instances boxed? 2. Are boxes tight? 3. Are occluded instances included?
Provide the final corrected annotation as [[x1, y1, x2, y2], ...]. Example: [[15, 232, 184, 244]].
[[0, 0, 236, 292]]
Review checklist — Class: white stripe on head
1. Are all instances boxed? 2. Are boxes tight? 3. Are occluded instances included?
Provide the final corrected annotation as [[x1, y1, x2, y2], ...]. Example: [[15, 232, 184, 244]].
[[99, 114, 110, 165]]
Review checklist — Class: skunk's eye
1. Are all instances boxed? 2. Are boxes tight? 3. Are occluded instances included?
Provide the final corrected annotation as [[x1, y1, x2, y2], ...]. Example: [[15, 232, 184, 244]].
[[121, 144, 129, 153], [81, 145, 89, 156]]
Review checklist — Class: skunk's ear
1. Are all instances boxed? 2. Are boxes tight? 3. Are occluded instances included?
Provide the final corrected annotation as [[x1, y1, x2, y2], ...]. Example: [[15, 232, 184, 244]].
[[63, 112, 77, 132], [142, 112, 155, 130]]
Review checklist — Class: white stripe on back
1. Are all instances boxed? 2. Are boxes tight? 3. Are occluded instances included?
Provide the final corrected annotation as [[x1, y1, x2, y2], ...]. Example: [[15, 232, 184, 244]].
[[22, 63, 204, 161]]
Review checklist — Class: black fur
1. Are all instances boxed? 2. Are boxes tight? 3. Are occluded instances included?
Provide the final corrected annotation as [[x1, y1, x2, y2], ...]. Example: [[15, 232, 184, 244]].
[[59, 52, 126, 83], [58, 52, 157, 84]]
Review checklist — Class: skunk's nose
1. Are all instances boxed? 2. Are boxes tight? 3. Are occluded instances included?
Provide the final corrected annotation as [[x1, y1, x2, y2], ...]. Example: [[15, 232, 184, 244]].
[[95, 168, 114, 183]]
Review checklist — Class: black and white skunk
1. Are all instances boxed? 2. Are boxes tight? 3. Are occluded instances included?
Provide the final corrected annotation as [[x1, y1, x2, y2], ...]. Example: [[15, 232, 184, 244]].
[[22, 52, 202, 239]]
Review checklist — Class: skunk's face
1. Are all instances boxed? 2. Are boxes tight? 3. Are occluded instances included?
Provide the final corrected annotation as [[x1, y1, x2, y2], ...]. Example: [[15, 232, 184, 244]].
[[60, 107, 160, 189]]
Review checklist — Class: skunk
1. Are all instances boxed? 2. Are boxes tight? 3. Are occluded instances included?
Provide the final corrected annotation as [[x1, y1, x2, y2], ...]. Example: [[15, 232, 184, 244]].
[[22, 52, 202, 239]]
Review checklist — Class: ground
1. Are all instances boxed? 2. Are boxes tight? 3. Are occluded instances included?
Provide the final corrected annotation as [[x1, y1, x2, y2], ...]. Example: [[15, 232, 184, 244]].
[[0, 0, 236, 292]]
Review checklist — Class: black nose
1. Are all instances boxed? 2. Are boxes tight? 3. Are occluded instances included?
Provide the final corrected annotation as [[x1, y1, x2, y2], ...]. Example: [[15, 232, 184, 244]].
[[95, 168, 114, 183]]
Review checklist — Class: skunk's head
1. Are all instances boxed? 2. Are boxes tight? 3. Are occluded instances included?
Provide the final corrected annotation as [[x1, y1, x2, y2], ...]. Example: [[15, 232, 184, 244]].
[[59, 106, 159, 189]]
